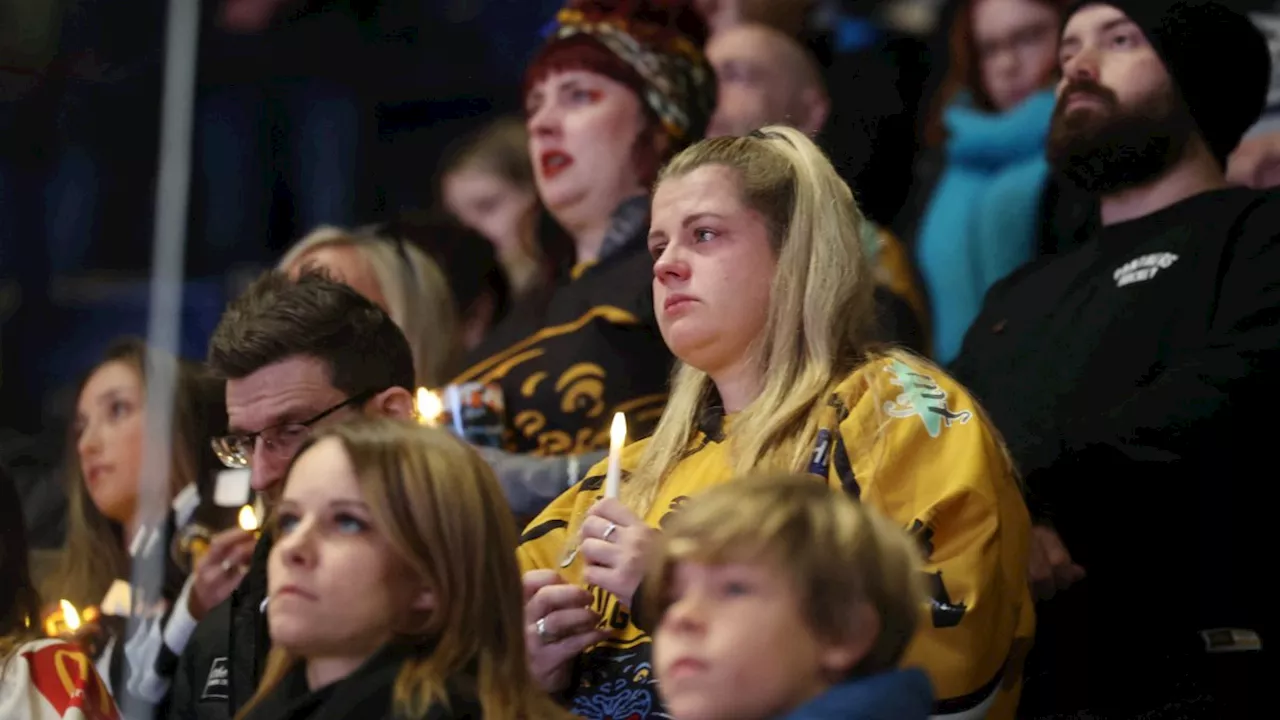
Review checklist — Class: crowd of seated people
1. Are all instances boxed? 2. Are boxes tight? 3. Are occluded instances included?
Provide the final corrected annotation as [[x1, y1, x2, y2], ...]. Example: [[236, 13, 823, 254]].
[[3, 1, 1277, 719]]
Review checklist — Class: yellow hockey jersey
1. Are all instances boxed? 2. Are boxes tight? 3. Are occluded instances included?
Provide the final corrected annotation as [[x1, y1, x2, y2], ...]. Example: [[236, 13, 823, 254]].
[[518, 354, 1033, 720]]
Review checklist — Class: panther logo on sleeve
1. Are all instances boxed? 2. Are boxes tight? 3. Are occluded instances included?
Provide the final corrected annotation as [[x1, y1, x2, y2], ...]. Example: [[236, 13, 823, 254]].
[[883, 360, 973, 437]]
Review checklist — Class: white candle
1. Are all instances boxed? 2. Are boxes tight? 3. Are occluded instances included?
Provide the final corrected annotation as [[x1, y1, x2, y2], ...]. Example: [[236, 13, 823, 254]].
[[605, 412, 627, 499], [445, 385, 466, 437]]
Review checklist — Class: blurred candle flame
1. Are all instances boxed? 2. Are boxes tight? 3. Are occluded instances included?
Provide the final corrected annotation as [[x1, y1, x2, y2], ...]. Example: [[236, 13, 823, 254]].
[[238, 505, 259, 532], [44, 599, 98, 636], [61, 600, 82, 631], [417, 388, 444, 426], [610, 412, 627, 451]]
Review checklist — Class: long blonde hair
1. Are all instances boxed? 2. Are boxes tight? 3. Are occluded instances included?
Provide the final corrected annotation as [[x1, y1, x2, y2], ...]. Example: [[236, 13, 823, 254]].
[[52, 339, 227, 607], [280, 226, 461, 387], [238, 419, 567, 720], [625, 125, 877, 513]]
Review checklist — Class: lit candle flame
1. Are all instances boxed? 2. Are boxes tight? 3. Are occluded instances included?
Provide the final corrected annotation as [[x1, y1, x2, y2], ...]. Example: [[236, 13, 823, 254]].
[[60, 600, 81, 632], [610, 412, 627, 451], [238, 505, 259, 532], [605, 412, 627, 499], [416, 388, 444, 426]]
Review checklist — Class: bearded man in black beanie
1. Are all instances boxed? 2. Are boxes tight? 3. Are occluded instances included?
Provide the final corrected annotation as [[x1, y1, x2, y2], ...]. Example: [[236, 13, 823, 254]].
[[949, 1, 1275, 717]]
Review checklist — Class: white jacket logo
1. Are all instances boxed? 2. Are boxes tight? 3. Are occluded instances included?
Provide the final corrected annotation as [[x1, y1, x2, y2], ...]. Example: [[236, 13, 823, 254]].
[[1113, 252, 1178, 287], [200, 657, 229, 701]]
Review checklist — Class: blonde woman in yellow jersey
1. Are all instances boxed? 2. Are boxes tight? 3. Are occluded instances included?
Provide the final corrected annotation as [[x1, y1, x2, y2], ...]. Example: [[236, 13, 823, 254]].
[[519, 125, 1033, 720]]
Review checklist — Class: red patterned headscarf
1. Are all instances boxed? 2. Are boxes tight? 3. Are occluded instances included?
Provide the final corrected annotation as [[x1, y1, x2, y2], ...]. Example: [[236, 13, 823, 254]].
[[525, 0, 716, 150]]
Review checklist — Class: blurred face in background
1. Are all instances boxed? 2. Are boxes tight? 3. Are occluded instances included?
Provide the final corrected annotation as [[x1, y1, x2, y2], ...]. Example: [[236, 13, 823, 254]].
[[526, 69, 651, 231], [973, 0, 1062, 111], [268, 437, 425, 663], [76, 361, 145, 527], [285, 244, 389, 313], [706, 24, 829, 138], [695, 0, 812, 38], [695, 0, 744, 35], [442, 167, 537, 260]]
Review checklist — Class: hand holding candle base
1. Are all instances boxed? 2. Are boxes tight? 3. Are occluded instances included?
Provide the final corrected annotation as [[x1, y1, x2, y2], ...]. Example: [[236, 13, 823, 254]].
[[561, 413, 628, 567], [579, 499, 654, 611], [188, 527, 257, 620], [69, 614, 117, 659]]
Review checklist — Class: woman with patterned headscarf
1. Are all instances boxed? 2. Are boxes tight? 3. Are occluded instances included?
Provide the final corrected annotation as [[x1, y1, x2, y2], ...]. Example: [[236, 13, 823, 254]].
[[452, 0, 716, 520]]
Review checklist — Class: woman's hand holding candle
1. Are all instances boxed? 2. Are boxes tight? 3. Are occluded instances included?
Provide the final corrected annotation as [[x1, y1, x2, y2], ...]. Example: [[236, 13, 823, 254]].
[[44, 600, 111, 656], [579, 499, 655, 612], [557, 412, 629, 568]]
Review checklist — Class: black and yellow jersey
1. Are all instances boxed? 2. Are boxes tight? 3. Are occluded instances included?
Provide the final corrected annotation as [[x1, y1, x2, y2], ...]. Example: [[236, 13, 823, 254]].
[[518, 353, 1033, 720], [454, 198, 672, 457]]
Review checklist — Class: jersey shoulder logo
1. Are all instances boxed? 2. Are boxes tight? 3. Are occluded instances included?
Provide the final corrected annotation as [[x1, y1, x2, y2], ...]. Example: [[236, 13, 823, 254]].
[[882, 360, 972, 438]]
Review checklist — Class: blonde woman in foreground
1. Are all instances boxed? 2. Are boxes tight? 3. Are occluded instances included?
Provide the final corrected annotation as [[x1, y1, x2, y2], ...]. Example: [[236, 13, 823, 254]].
[[236, 419, 566, 720], [649, 474, 932, 720], [519, 126, 1033, 720]]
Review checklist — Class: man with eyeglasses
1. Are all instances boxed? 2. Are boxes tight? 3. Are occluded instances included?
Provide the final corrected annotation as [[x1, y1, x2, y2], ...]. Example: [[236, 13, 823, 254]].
[[168, 270, 416, 720]]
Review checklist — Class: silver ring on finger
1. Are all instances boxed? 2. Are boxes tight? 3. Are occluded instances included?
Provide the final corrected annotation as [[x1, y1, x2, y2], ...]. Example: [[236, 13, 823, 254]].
[[221, 559, 234, 574], [602, 522, 618, 542], [536, 616, 552, 644]]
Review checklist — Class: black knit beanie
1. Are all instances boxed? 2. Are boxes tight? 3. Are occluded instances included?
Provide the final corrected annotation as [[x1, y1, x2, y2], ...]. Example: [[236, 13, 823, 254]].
[[1062, 0, 1271, 167]]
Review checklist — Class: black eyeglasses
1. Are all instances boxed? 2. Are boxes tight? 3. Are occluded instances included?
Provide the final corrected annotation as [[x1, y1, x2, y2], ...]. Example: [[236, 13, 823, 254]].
[[210, 389, 378, 469]]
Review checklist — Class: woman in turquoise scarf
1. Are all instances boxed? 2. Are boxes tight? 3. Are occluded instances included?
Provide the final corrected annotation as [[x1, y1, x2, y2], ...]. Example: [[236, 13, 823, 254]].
[[911, 0, 1071, 364]]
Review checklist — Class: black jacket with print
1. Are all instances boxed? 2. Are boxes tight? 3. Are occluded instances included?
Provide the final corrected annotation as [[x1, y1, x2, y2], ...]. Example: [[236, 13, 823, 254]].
[[168, 536, 271, 720], [950, 187, 1280, 678], [453, 197, 673, 457]]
